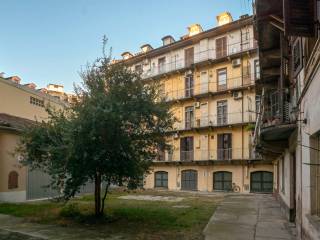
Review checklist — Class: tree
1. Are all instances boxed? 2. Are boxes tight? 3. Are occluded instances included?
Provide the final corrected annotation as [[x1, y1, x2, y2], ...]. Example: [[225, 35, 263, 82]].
[[18, 43, 174, 216]]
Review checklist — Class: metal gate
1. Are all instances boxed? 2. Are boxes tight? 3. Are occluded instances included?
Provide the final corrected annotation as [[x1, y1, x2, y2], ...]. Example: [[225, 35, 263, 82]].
[[250, 171, 273, 193], [27, 169, 59, 200], [181, 170, 197, 191], [213, 171, 232, 191], [27, 169, 95, 200]]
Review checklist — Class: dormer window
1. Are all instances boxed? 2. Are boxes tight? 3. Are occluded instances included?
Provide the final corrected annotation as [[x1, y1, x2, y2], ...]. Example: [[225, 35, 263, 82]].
[[217, 12, 233, 26], [121, 52, 133, 60], [161, 36, 175, 46], [140, 44, 153, 53], [188, 24, 203, 37]]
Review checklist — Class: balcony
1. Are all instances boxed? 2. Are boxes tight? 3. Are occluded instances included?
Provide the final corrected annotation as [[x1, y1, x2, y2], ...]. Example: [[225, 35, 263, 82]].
[[154, 148, 257, 163], [140, 38, 258, 80], [162, 73, 257, 102], [174, 111, 256, 131], [254, 89, 297, 156]]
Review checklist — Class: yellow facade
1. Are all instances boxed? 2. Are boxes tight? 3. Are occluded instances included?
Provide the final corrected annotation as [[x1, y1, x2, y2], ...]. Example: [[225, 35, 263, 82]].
[[121, 14, 274, 193], [0, 77, 65, 201]]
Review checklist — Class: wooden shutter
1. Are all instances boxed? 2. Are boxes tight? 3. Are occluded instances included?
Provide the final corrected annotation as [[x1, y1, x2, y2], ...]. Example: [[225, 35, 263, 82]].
[[185, 47, 194, 67], [284, 0, 316, 37], [8, 171, 18, 189], [217, 134, 224, 159], [216, 37, 227, 58]]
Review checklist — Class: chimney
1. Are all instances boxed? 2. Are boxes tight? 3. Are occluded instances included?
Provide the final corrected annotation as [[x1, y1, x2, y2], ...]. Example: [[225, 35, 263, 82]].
[[140, 44, 153, 53], [216, 12, 233, 26], [121, 52, 133, 60], [188, 24, 203, 37], [24, 83, 37, 90], [8, 76, 21, 84], [161, 35, 175, 46]]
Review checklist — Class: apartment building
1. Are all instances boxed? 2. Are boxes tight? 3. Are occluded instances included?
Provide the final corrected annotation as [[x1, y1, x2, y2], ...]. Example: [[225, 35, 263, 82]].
[[254, 0, 320, 239], [0, 76, 67, 202], [119, 12, 273, 193]]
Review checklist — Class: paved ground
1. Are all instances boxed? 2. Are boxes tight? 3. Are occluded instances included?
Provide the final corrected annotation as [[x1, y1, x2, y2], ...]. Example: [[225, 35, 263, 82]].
[[203, 194, 296, 240]]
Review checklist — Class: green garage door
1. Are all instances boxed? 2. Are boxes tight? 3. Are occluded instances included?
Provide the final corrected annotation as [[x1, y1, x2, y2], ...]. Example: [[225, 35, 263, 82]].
[[214, 171, 232, 191], [181, 170, 198, 191], [250, 171, 273, 193]]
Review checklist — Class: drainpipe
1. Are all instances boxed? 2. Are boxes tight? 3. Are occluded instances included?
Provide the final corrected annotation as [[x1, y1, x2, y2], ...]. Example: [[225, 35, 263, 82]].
[[279, 33, 285, 123]]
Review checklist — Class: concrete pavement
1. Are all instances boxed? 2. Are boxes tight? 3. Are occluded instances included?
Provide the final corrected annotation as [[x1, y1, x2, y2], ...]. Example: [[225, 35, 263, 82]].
[[203, 194, 296, 240]]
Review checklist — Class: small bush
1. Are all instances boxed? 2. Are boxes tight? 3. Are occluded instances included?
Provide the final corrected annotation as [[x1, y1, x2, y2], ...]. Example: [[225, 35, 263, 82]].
[[60, 203, 81, 218]]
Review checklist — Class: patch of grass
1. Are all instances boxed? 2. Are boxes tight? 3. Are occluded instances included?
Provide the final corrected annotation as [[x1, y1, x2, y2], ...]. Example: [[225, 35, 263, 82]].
[[0, 190, 222, 239]]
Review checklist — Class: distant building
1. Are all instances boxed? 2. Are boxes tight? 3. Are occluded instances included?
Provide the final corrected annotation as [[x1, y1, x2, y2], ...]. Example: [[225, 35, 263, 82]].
[[0, 76, 66, 202], [118, 12, 273, 193]]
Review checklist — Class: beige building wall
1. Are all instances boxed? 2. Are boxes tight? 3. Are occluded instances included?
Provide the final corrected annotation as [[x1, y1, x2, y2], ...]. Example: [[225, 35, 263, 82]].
[[145, 164, 273, 192]]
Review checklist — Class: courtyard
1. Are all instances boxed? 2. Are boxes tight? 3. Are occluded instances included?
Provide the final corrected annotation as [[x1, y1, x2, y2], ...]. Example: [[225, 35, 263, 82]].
[[0, 190, 295, 240]]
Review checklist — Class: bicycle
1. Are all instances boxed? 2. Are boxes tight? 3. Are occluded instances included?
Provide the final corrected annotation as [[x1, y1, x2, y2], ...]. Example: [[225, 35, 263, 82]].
[[232, 183, 241, 193]]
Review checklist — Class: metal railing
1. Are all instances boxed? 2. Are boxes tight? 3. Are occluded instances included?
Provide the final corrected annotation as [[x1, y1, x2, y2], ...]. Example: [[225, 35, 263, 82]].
[[174, 111, 256, 131], [161, 72, 258, 102], [154, 148, 256, 162], [140, 38, 258, 79]]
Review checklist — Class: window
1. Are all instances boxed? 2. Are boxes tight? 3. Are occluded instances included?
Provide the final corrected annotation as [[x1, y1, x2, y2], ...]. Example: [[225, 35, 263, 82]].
[[180, 137, 194, 161], [281, 157, 285, 194], [310, 134, 320, 217], [158, 57, 166, 74], [216, 37, 227, 58], [241, 28, 250, 50], [181, 170, 198, 190], [217, 133, 232, 160], [185, 47, 194, 67], [135, 64, 142, 73], [214, 171, 232, 191], [185, 106, 194, 129], [8, 171, 18, 189], [217, 100, 228, 125], [254, 60, 260, 80], [217, 68, 227, 90], [185, 74, 194, 97], [155, 171, 168, 188], [30, 96, 44, 107], [292, 38, 303, 77]]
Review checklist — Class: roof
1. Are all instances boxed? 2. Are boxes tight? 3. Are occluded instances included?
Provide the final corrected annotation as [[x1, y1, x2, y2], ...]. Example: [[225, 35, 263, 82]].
[[119, 15, 253, 65], [0, 113, 36, 132]]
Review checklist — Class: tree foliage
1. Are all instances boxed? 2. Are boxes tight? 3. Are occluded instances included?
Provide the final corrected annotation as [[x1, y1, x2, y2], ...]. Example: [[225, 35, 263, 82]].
[[18, 43, 174, 216]]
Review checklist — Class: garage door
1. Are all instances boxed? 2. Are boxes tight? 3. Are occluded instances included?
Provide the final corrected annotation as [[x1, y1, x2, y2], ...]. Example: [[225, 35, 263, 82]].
[[214, 171, 232, 191], [250, 171, 273, 193], [181, 170, 197, 191]]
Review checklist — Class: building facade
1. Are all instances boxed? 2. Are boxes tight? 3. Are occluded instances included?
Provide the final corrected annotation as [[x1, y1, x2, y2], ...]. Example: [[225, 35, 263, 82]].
[[0, 76, 66, 202], [254, 0, 320, 239], [120, 13, 274, 193]]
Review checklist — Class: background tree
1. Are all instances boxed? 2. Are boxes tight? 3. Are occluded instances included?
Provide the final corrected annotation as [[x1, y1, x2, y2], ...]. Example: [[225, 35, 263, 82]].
[[18, 42, 174, 216]]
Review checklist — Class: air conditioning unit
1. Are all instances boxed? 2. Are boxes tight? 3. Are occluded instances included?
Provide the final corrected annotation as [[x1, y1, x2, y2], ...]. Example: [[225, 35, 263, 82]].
[[194, 102, 200, 108], [232, 91, 243, 100], [232, 58, 241, 68]]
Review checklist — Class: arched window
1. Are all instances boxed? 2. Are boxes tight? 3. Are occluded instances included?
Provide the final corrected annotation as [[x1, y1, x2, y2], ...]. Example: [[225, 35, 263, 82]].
[[8, 171, 18, 189], [155, 171, 168, 188], [213, 171, 232, 191]]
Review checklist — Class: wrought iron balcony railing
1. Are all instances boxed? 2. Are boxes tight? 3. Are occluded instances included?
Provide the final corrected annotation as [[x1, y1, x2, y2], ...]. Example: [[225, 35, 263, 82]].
[[139, 38, 258, 79], [155, 148, 258, 162]]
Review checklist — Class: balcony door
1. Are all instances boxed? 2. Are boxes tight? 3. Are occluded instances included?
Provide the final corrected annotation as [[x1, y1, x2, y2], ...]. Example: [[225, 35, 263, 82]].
[[216, 36, 227, 58], [217, 100, 228, 125], [185, 106, 194, 129], [180, 137, 194, 161], [185, 74, 194, 98], [200, 135, 209, 160], [200, 102, 208, 127], [158, 57, 166, 74], [217, 133, 232, 160], [200, 71, 209, 94], [185, 47, 194, 67], [217, 68, 227, 91]]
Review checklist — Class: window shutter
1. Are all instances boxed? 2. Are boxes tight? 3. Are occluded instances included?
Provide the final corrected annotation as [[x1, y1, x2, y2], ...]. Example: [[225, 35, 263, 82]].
[[185, 47, 194, 67], [8, 171, 18, 189]]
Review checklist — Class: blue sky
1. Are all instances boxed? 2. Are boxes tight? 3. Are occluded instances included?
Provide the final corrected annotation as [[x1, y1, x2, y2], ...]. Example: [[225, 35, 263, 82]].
[[0, 0, 252, 92]]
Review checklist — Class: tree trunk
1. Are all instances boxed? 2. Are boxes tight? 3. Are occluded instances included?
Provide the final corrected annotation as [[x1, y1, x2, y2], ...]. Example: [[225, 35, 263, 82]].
[[94, 172, 102, 217], [100, 181, 110, 215]]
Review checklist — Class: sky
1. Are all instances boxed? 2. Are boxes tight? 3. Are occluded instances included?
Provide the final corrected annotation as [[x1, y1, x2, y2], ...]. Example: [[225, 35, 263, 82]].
[[0, 0, 252, 92]]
